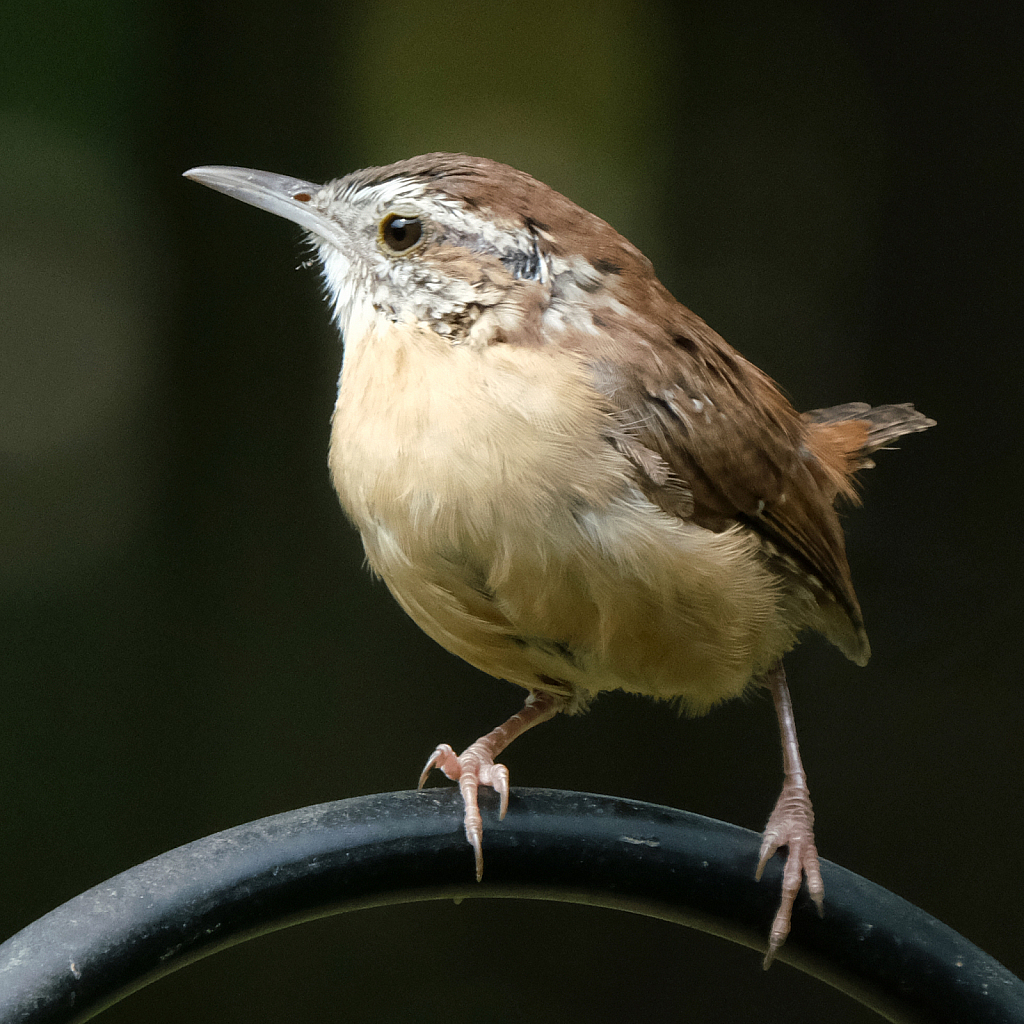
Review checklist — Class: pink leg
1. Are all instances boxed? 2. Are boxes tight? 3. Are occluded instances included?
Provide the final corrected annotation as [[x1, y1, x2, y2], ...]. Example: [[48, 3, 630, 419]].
[[756, 662, 825, 968], [418, 690, 565, 880]]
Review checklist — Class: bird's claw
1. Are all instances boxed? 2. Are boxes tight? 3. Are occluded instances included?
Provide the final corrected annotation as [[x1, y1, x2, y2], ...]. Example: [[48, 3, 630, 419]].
[[418, 741, 511, 881], [756, 776, 824, 968]]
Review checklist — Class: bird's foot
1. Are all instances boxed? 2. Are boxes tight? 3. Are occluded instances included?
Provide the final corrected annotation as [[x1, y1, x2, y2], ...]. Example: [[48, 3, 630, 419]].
[[419, 740, 510, 881], [755, 774, 824, 968], [417, 692, 564, 881]]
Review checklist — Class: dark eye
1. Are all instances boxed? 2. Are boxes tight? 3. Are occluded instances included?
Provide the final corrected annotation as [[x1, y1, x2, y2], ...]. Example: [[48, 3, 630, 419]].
[[379, 213, 423, 253]]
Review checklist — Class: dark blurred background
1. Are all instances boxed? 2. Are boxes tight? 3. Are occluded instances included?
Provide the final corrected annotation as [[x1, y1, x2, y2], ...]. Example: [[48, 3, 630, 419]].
[[2, 0, 1021, 1020]]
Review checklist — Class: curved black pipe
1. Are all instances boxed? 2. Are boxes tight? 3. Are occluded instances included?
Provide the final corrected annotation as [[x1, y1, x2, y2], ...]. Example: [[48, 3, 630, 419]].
[[0, 789, 1020, 1023]]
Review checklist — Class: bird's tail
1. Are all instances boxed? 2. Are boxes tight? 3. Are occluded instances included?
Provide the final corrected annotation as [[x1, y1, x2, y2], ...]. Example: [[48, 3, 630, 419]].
[[803, 402, 936, 465], [799, 402, 935, 508]]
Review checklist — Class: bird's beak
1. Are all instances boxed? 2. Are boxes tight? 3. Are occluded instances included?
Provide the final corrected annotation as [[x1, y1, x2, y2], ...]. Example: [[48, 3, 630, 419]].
[[183, 165, 333, 241]]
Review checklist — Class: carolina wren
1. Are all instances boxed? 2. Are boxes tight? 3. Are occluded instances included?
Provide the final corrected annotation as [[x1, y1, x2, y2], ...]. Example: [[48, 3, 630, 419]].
[[185, 154, 933, 966]]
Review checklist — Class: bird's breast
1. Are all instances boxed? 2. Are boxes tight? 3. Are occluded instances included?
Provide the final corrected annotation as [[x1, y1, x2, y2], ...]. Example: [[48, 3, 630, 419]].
[[329, 320, 625, 539]]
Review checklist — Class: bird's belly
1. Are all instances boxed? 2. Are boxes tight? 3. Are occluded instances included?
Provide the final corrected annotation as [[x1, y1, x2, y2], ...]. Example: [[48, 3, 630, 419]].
[[350, 484, 796, 716]]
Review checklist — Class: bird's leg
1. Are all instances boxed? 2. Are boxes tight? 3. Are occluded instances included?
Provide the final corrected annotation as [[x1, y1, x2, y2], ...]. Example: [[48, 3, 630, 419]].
[[418, 690, 565, 880], [756, 661, 825, 968]]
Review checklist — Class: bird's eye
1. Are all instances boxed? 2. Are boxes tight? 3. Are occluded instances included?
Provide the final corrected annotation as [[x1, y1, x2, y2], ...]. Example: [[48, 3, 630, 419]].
[[379, 213, 423, 253]]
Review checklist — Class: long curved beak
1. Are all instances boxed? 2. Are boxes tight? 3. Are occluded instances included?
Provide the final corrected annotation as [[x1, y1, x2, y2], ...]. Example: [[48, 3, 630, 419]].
[[183, 165, 332, 239]]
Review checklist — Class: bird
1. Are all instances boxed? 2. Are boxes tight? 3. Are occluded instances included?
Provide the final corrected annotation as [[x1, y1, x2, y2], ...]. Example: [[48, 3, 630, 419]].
[[184, 153, 934, 966]]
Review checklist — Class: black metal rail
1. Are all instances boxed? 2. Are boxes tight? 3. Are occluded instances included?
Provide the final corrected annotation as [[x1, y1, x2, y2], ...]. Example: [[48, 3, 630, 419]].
[[1, 789, 1020, 1023]]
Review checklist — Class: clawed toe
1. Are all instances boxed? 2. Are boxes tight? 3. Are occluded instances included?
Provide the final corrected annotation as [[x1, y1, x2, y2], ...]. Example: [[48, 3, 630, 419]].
[[415, 692, 564, 881], [757, 781, 824, 968], [418, 739, 512, 881]]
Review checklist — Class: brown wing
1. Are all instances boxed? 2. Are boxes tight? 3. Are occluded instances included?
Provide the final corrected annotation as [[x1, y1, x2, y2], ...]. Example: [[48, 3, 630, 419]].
[[566, 283, 869, 653]]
